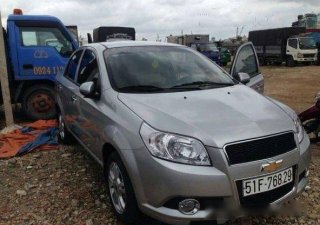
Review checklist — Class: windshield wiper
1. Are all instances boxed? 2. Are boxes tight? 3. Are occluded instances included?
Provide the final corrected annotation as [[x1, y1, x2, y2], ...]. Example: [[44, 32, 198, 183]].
[[171, 81, 234, 88], [118, 85, 165, 92]]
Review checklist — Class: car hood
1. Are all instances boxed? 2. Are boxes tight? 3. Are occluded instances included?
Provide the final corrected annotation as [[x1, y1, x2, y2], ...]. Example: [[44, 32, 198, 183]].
[[118, 85, 295, 148]]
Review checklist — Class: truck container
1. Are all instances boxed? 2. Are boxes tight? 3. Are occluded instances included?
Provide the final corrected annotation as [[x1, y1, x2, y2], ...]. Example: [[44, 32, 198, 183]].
[[249, 27, 318, 66], [92, 26, 135, 42], [167, 34, 209, 46]]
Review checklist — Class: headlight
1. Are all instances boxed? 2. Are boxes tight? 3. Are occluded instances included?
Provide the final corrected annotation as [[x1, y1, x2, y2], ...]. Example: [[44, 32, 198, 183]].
[[140, 123, 211, 166], [297, 53, 303, 58], [294, 117, 304, 143]]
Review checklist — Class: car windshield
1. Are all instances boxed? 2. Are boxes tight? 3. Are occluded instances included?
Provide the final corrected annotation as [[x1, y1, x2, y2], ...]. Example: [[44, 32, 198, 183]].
[[104, 46, 234, 93], [299, 38, 317, 49]]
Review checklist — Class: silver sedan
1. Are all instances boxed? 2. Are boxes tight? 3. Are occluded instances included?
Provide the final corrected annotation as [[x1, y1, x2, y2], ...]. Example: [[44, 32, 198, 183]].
[[56, 41, 310, 225]]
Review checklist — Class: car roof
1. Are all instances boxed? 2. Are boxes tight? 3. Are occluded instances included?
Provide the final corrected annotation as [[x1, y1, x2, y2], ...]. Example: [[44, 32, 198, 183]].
[[83, 41, 184, 49]]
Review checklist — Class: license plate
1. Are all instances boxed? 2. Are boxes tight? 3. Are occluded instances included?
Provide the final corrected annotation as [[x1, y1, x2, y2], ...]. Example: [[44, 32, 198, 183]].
[[242, 167, 293, 197]]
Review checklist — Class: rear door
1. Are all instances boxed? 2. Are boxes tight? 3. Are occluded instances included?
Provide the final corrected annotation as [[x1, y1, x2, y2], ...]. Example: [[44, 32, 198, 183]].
[[230, 42, 264, 94], [56, 49, 84, 135]]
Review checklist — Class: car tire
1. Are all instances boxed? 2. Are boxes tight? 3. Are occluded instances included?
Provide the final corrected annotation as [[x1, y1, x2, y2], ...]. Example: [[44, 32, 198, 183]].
[[22, 84, 57, 120], [58, 112, 75, 144], [105, 152, 140, 224], [286, 57, 295, 67]]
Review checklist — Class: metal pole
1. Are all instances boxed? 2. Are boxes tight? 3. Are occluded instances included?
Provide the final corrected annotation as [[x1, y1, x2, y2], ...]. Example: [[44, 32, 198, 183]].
[[0, 11, 14, 126]]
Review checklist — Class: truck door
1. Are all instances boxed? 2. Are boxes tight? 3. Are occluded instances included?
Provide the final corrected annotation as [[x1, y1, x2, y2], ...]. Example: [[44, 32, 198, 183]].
[[286, 38, 298, 66], [15, 24, 75, 80], [230, 42, 264, 94]]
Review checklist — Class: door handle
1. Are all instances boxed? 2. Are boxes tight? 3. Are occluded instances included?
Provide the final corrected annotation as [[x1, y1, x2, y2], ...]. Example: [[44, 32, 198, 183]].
[[23, 64, 34, 70], [71, 96, 78, 102], [57, 84, 62, 90]]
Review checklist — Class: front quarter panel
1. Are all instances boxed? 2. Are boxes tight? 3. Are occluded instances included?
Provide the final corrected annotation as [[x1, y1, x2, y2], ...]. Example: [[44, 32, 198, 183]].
[[97, 89, 144, 153]]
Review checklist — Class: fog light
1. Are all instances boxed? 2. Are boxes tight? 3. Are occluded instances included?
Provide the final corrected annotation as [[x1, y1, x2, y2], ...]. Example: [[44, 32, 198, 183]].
[[178, 199, 200, 215]]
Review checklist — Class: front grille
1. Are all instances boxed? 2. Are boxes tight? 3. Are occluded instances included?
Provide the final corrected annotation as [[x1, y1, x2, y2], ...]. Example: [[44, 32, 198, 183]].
[[224, 132, 296, 165], [303, 54, 315, 58], [236, 167, 296, 207]]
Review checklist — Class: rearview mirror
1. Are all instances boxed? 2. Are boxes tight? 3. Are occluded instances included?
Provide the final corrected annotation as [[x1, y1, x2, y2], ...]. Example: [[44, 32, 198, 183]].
[[80, 81, 95, 97], [236, 72, 250, 84]]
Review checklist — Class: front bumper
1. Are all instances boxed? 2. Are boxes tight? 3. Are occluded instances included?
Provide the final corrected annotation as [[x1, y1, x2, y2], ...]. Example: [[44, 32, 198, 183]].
[[296, 57, 317, 62], [120, 133, 311, 225]]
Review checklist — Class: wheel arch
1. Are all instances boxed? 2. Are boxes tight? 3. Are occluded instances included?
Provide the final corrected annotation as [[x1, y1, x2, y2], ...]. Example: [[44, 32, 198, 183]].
[[16, 80, 55, 102]]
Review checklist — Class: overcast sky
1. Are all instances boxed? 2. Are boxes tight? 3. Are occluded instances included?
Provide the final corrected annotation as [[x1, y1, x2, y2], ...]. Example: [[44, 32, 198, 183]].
[[1, 0, 320, 41]]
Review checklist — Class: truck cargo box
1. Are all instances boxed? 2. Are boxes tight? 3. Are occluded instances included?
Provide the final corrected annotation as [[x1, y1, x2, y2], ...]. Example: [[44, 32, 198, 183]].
[[248, 27, 306, 46], [93, 27, 135, 42]]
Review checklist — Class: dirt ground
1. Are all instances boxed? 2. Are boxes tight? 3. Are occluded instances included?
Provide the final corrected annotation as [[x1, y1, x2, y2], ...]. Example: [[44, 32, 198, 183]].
[[0, 65, 320, 225]]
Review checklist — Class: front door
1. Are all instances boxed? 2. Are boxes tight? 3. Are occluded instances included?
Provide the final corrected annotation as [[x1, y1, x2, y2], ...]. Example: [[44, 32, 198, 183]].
[[230, 42, 264, 94], [15, 24, 75, 80], [73, 49, 103, 158]]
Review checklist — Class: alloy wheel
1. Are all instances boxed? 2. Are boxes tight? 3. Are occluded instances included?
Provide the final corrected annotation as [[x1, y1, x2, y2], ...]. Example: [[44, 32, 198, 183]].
[[108, 162, 127, 214], [58, 114, 65, 140]]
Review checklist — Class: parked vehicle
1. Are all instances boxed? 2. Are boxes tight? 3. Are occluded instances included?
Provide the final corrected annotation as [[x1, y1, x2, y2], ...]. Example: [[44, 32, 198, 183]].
[[167, 35, 221, 65], [249, 27, 318, 66], [219, 47, 232, 66], [190, 42, 221, 65], [299, 92, 320, 140], [56, 41, 310, 225], [2, 9, 78, 119]]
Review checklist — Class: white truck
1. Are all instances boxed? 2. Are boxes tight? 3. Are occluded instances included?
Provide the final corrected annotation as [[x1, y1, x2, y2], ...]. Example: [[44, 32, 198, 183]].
[[249, 27, 318, 66]]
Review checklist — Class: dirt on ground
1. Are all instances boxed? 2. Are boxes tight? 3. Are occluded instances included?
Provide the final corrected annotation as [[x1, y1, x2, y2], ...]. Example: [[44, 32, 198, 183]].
[[0, 65, 320, 225]]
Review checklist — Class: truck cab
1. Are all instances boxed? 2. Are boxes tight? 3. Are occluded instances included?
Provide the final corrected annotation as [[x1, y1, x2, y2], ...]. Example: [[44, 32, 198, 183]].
[[5, 12, 78, 119], [286, 36, 318, 66]]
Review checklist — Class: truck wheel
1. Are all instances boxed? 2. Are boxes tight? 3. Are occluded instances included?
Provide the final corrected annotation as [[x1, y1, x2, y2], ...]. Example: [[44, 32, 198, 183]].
[[22, 84, 57, 120], [286, 57, 295, 67], [105, 152, 140, 224]]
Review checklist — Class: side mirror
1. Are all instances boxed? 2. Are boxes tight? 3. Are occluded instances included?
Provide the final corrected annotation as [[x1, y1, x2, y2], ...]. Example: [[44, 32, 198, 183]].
[[235, 72, 250, 84], [80, 81, 95, 97]]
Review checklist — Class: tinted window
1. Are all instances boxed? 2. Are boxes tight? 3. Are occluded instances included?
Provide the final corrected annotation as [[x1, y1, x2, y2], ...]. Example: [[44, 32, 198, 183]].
[[233, 45, 258, 78], [104, 46, 234, 93], [64, 50, 83, 81], [77, 50, 99, 84], [20, 27, 74, 57], [288, 39, 298, 49]]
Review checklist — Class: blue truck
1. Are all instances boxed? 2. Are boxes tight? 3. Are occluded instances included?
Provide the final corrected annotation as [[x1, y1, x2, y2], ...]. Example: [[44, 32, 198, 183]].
[[190, 42, 221, 65], [3, 10, 78, 120]]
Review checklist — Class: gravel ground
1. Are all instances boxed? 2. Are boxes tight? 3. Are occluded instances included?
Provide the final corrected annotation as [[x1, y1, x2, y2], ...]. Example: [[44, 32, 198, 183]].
[[0, 66, 320, 225]]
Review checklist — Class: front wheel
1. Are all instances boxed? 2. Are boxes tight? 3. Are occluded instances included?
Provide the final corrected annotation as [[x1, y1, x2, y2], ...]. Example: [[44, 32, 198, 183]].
[[105, 152, 140, 224], [286, 57, 295, 67], [22, 84, 57, 120], [302, 119, 320, 141]]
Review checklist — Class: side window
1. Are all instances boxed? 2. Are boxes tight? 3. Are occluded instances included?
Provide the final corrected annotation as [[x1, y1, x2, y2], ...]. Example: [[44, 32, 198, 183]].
[[233, 44, 258, 78], [77, 50, 99, 85], [64, 50, 83, 81], [288, 39, 298, 49], [20, 27, 74, 57]]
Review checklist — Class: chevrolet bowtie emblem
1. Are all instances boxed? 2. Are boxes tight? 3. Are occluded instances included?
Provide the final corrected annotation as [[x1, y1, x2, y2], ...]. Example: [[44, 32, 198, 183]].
[[261, 160, 283, 172]]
